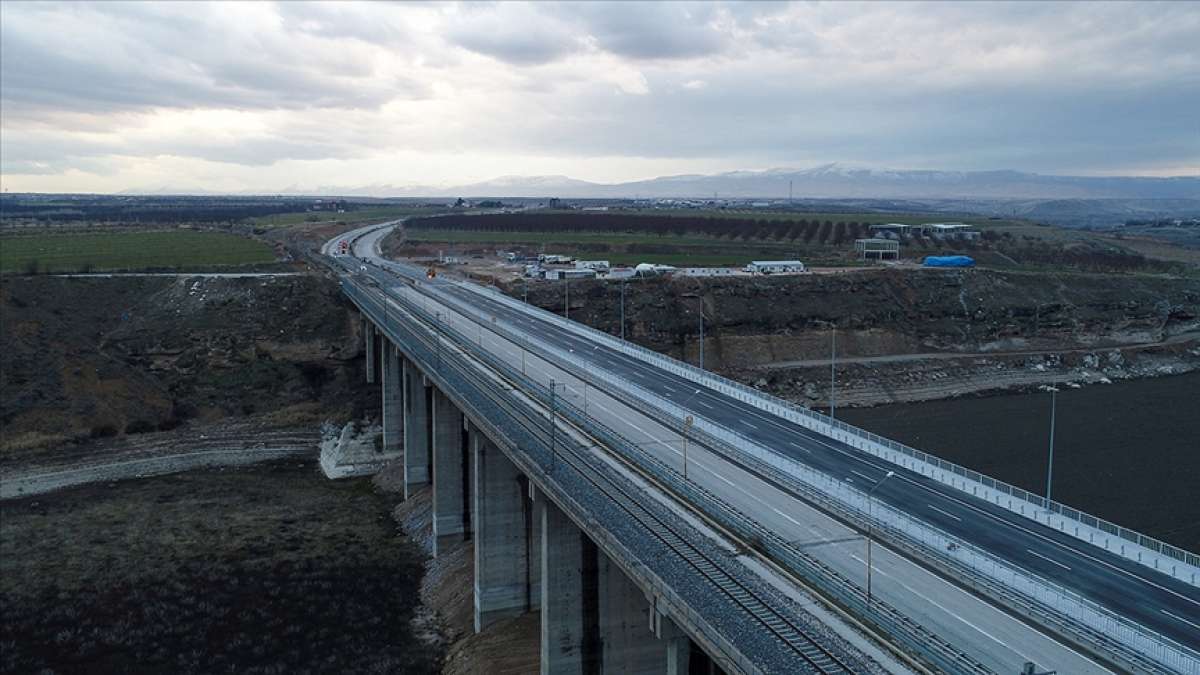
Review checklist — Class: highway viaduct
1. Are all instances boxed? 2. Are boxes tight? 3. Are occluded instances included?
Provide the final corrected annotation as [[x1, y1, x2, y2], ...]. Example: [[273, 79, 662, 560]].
[[326, 221, 1200, 675]]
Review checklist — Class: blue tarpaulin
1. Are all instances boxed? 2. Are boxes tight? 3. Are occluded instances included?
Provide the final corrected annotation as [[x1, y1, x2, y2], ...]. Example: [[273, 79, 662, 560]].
[[923, 255, 976, 267]]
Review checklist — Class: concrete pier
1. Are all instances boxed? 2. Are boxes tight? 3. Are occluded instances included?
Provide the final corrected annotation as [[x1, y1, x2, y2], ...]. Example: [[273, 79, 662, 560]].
[[403, 358, 431, 499], [382, 345, 403, 456], [652, 610, 691, 675], [432, 389, 467, 555], [364, 319, 376, 384], [473, 434, 532, 632], [598, 553, 664, 674], [541, 500, 600, 675]]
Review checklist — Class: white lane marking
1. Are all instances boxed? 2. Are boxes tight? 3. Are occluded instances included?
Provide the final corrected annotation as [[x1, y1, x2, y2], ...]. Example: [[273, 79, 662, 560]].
[[742, 420, 760, 430], [848, 552, 1025, 655], [1161, 609, 1200, 632], [928, 504, 963, 522], [698, 400, 716, 411], [1027, 549, 1071, 571], [787, 441, 811, 454], [851, 469, 875, 482]]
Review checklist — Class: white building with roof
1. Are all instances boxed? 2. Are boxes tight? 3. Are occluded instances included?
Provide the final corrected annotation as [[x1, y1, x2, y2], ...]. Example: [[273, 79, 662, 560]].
[[745, 260, 806, 275]]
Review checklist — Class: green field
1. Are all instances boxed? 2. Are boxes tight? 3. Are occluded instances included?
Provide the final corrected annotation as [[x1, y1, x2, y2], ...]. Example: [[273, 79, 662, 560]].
[[0, 230, 277, 273], [248, 206, 443, 227]]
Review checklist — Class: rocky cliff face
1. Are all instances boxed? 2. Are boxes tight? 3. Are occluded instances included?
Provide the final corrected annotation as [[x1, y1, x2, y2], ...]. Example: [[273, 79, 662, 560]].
[[1, 274, 373, 460], [512, 269, 1200, 370], [504, 268, 1200, 406]]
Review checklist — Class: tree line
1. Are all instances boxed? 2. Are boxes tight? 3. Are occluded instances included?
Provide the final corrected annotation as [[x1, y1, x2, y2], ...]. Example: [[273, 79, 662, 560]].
[[408, 212, 886, 244]]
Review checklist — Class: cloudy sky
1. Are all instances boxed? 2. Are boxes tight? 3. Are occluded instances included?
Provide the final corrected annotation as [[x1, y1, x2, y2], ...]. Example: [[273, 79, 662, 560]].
[[1, 1, 1197, 193]]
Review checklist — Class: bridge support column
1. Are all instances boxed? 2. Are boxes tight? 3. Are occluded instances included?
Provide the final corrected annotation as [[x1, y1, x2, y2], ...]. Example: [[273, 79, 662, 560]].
[[473, 433, 531, 632], [382, 344, 403, 455], [432, 389, 467, 555], [541, 499, 600, 675], [652, 612, 691, 675], [403, 358, 431, 499], [598, 552, 664, 674], [364, 318, 376, 384]]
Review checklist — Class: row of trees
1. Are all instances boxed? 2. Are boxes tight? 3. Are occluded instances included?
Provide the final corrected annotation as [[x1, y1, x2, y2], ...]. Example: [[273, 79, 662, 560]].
[[1, 196, 354, 224], [409, 212, 888, 244]]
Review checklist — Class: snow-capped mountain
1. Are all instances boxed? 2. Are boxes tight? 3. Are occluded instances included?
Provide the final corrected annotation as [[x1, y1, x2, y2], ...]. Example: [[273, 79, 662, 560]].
[[428, 166, 1198, 200]]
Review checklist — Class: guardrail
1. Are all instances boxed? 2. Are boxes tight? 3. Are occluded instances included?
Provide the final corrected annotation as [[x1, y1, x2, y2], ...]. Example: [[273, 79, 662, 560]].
[[460, 281, 1200, 584], [347, 275, 987, 674], [423, 277, 1199, 674]]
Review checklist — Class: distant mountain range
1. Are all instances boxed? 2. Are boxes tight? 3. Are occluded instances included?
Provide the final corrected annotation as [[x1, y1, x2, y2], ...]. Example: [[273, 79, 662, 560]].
[[125, 165, 1199, 201], [320, 165, 1199, 201]]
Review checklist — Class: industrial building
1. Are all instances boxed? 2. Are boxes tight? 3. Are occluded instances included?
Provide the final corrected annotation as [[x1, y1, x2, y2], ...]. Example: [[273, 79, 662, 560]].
[[677, 267, 742, 277], [544, 268, 597, 280], [575, 260, 611, 272], [855, 238, 900, 260], [869, 222, 980, 240], [745, 260, 806, 275]]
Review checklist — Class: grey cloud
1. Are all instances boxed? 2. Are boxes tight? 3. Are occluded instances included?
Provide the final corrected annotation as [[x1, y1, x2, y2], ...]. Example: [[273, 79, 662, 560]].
[[0, 2, 420, 118], [275, 2, 408, 46], [557, 2, 729, 60], [457, 60, 1200, 175], [449, 26, 580, 65], [447, 1, 733, 65]]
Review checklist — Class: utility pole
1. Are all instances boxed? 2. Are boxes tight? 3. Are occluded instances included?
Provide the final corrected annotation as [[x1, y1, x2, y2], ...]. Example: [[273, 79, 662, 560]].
[[698, 296, 705, 370], [565, 275, 570, 320], [523, 277, 528, 304], [1046, 386, 1058, 501], [830, 325, 837, 420]]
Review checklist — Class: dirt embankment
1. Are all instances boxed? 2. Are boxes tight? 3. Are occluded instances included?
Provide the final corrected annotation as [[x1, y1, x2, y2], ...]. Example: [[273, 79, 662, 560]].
[[1, 274, 373, 464], [505, 268, 1200, 406], [373, 463, 541, 675]]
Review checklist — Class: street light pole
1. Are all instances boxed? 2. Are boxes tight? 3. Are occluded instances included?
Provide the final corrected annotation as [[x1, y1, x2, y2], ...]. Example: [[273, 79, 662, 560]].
[[698, 297, 705, 371], [683, 415, 694, 481], [1046, 387, 1058, 501], [564, 275, 570, 320], [620, 281, 626, 341], [830, 325, 837, 420], [866, 470, 895, 609], [679, 388, 701, 480], [436, 312, 442, 372], [549, 377, 558, 471]]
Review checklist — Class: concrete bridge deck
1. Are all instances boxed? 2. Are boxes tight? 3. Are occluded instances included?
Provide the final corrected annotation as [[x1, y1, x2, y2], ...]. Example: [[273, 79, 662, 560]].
[[327, 221, 1199, 674]]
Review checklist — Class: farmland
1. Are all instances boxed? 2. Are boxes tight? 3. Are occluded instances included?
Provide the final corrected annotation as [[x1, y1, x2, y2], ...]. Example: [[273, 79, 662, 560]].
[[0, 230, 277, 273], [247, 205, 444, 228], [399, 211, 1192, 274]]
